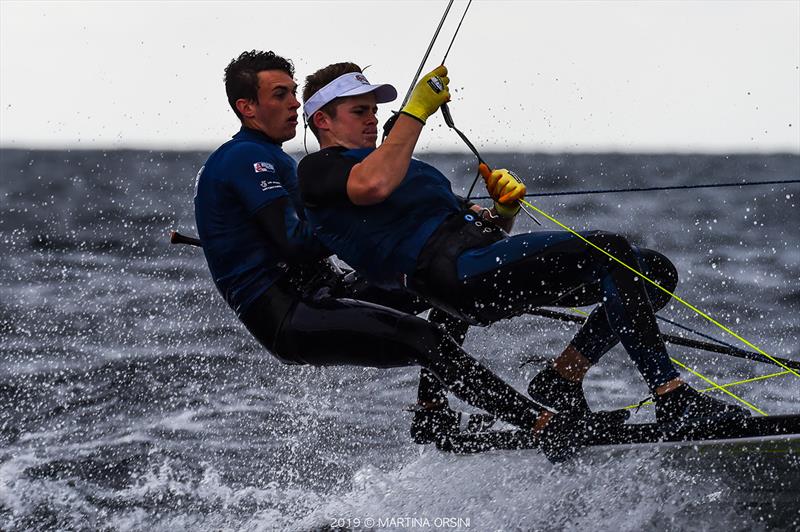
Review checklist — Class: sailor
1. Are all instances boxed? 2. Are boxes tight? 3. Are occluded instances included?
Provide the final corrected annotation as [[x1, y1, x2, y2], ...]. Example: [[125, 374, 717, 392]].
[[193, 50, 589, 461], [297, 62, 749, 425]]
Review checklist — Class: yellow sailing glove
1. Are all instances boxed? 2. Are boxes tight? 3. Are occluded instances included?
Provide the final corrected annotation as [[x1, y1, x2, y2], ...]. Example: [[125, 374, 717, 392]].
[[479, 163, 526, 218], [401, 65, 450, 124]]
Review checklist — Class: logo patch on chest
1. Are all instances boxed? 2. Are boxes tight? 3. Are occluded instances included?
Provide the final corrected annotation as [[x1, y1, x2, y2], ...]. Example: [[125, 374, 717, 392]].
[[260, 180, 281, 192], [254, 161, 275, 173]]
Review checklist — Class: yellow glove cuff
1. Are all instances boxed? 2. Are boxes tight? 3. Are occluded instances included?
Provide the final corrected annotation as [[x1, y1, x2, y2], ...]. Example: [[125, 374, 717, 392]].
[[493, 200, 521, 219], [399, 109, 427, 124]]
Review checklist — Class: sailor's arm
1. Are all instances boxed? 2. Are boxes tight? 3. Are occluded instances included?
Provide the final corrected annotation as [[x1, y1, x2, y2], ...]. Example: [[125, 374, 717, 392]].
[[348, 65, 451, 205], [252, 198, 329, 263], [227, 144, 329, 263], [346, 115, 424, 205]]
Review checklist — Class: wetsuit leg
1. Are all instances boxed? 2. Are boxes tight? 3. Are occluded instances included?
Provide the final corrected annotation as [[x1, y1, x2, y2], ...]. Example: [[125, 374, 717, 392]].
[[565, 248, 678, 366], [334, 276, 470, 408], [455, 231, 679, 391], [272, 296, 541, 429], [418, 309, 470, 408]]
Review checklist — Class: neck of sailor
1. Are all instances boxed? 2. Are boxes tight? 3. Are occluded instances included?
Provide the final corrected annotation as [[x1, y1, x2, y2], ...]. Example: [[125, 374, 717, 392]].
[[315, 95, 379, 150]]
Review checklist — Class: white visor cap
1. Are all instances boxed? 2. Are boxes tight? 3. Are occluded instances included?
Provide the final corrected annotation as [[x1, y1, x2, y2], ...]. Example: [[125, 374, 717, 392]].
[[303, 72, 397, 121]]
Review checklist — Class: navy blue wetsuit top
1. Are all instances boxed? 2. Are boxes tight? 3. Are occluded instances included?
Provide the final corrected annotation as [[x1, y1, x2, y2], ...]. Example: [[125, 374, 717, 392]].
[[195, 127, 322, 315], [298, 147, 461, 280]]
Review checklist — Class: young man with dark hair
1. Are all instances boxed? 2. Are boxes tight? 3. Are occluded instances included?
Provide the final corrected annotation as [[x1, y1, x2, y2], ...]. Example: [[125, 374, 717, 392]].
[[297, 62, 749, 425], [194, 51, 595, 461]]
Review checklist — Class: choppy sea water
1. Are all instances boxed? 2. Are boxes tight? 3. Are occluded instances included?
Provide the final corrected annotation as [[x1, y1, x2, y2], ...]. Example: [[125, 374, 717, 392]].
[[0, 148, 798, 531]]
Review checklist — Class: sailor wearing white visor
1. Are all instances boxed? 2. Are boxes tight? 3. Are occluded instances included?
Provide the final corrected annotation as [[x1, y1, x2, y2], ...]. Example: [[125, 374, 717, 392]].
[[299, 57, 749, 449], [303, 71, 398, 122]]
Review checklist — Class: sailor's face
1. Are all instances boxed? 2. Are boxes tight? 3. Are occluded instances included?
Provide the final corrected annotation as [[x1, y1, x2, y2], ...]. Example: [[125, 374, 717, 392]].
[[327, 94, 379, 149], [248, 70, 300, 142]]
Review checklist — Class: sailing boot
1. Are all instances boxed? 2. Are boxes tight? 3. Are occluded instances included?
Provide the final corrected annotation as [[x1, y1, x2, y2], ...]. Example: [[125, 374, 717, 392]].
[[410, 407, 496, 444], [527, 366, 590, 414], [528, 367, 630, 425], [655, 384, 749, 425]]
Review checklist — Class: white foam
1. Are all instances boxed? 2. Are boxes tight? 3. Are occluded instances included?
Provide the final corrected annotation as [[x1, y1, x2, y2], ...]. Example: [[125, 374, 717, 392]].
[[290, 446, 762, 531]]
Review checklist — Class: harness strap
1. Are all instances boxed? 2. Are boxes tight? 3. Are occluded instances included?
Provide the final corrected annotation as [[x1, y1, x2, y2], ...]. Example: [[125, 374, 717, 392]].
[[410, 210, 505, 323]]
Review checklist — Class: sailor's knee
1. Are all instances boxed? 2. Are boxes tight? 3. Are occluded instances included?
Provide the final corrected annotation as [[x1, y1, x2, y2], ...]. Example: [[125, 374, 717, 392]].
[[395, 313, 448, 363], [585, 230, 633, 257], [638, 249, 679, 308], [649, 250, 678, 292]]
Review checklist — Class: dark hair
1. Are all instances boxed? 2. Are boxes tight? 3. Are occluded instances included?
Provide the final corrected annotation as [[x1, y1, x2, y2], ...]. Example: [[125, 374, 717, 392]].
[[302, 62, 362, 139], [224, 50, 294, 120]]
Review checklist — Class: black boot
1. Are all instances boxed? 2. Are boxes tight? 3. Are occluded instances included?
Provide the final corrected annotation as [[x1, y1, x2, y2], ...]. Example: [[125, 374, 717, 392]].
[[410, 407, 495, 444], [527, 366, 590, 414], [655, 384, 749, 425], [537, 410, 613, 463]]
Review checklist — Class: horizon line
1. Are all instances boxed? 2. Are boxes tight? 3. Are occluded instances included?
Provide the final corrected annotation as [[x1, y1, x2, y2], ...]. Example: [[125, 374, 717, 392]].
[[2, 144, 799, 157]]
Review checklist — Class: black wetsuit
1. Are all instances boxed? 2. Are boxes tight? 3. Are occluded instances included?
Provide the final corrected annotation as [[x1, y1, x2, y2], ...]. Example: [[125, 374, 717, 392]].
[[298, 147, 680, 392], [194, 127, 544, 431]]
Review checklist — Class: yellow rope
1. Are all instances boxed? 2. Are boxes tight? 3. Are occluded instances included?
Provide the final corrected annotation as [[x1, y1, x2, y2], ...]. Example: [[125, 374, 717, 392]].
[[704, 369, 793, 389], [521, 199, 800, 380], [670, 358, 766, 416], [623, 370, 791, 410], [567, 306, 768, 414]]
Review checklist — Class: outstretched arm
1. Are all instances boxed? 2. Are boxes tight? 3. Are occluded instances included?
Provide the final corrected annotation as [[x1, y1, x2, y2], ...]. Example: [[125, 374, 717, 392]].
[[347, 66, 451, 205], [346, 115, 424, 205]]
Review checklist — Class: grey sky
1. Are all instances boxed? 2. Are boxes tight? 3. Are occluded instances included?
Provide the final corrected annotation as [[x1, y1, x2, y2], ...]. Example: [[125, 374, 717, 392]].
[[1, 0, 798, 152]]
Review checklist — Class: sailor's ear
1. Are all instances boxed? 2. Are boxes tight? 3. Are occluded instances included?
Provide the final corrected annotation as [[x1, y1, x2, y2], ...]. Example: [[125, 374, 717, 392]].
[[235, 98, 256, 119], [312, 110, 331, 130]]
